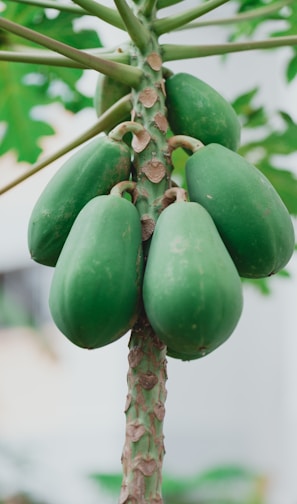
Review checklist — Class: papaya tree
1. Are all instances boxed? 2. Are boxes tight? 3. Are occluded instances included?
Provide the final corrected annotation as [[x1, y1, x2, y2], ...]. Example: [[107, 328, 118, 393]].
[[1, 0, 297, 502]]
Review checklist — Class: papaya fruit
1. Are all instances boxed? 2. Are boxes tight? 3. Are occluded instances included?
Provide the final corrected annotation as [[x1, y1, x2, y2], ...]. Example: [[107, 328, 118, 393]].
[[49, 195, 143, 350], [28, 135, 131, 267], [94, 73, 131, 125], [186, 143, 295, 278], [143, 201, 243, 360], [165, 72, 241, 151]]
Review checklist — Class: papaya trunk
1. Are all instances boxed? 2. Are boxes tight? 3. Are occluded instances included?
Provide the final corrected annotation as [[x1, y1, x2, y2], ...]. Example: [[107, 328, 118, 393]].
[[118, 1, 172, 501], [120, 320, 167, 504]]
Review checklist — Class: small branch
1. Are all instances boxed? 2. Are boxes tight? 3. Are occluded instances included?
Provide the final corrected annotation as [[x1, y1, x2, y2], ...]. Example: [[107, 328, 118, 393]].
[[0, 17, 142, 87], [113, 0, 151, 51], [162, 187, 187, 208], [9, 0, 86, 14], [109, 121, 147, 142], [176, 0, 293, 31], [0, 48, 129, 67], [110, 180, 137, 198], [168, 135, 204, 153], [0, 95, 132, 196], [162, 35, 297, 61], [71, 0, 126, 31], [154, 0, 230, 35]]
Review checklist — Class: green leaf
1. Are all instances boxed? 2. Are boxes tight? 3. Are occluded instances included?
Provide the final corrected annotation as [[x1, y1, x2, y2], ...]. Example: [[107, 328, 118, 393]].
[[232, 88, 268, 128], [0, 3, 101, 161], [232, 87, 259, 113], [286, 52, 297, 82], [257, 159, 297, 215], [0, 62, 55, 161]]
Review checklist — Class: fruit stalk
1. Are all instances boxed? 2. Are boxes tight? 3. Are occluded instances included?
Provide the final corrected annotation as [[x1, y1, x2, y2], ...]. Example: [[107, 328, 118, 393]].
[[120, 321, 167, 504]]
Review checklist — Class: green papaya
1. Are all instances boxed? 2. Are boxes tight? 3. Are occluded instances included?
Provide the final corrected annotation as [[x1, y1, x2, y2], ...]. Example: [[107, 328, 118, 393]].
[[143, 201, 243, 360], [94, 73, 131, 124], [186, 143, 295, 278], [49, 195, 143, 350], [165, 72, 241, 151], [28, 135, 131, 267]]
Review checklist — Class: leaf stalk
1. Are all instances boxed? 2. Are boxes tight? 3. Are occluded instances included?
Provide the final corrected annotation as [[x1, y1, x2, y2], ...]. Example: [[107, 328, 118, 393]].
[[71, 0, 126, 31], [113, 0, 151, 51], [154, 0, 230, 35], [0, 17, 142, 87], [8, 0, 86, 14], [0, 48, 129, 67], [162, 35, 297, 61], [177, 0, 293, 31]]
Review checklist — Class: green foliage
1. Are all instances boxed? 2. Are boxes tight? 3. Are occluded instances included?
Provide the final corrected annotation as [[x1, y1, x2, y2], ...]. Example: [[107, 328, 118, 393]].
[[237, 108, 297, 216], [0, 2, 101, 161], [91, 465, 266, 503], [231, 0, 297, 84]]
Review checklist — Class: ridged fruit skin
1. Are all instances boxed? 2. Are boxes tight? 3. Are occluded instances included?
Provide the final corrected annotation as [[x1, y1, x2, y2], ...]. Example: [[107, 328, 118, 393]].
[[143, 201, 243, 360], [94, 73, 131, 123], [28, 135, 131, 267], [49, 195, 143, 350], [166, 72, 241, 151], [186, 143, 295, 278]]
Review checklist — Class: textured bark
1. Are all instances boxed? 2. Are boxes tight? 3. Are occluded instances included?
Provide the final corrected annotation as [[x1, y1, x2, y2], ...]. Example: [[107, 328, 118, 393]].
[[120, 319, 167, 504], [119, 1, 172, 501]]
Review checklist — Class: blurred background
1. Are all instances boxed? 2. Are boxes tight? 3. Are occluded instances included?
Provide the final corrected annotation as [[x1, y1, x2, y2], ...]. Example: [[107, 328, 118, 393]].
[[1, 1, 297, 503]]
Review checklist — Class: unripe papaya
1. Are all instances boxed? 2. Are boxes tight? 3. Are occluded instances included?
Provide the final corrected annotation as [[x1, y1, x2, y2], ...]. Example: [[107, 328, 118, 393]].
[[49, 195, 143, 349], [94, 73, 131, 122], [28, 135, 131, 267], [143, 201, 243, 360], [165, 73, 241, 151], [186, 144, 295, 278]]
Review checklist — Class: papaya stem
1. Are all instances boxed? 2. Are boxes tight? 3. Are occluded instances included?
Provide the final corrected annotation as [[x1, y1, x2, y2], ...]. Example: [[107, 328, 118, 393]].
[[109, 121, 148, 142], [120, 323, 167, 504], [0, 95, 132, 196], [162, 35, 297, 61], [176, 0, 293, 31], [162, 187, 188, 207], [110, 181, 137, 198], [168, 135, 204, 154], [154, 0, 230, 35], [0, 18, 142, 87], [71, 0, 126, 31], [165, 187, 187, 202], [113, 0, 151, 52], [8, 0, 86, 14]]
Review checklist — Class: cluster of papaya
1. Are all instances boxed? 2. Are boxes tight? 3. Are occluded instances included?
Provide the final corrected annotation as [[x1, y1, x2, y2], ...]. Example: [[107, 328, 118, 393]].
[[28, 134, 144, 350], [28, 71, 295, 360]]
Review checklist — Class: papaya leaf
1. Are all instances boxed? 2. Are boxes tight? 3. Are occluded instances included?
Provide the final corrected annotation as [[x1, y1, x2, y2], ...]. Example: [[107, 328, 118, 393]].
[[0, 3, 101, 161], [0, 62, 55, 161], [286, 51, 297, 82], [225, 0, 297, 84], [232, 87, 259, 112], [239, 110, 297, 158], [231, 88, 268, 128], [256, 159, 297, 215]]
